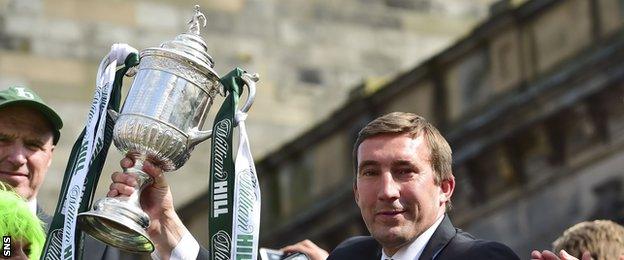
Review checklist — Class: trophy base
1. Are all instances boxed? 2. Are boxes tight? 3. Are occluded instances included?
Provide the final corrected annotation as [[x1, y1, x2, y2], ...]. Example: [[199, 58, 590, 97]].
[[77, 197, 155, 253]]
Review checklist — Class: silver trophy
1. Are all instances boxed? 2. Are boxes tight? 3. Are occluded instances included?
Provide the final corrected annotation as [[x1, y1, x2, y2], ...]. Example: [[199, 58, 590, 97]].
[[77, 6, 258, 253]]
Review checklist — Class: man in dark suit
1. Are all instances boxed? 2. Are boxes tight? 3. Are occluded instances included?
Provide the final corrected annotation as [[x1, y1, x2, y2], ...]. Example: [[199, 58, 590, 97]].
[[332, 112, 519, 260], [329, 216, 519, 260], [285, 112, 519, 260]]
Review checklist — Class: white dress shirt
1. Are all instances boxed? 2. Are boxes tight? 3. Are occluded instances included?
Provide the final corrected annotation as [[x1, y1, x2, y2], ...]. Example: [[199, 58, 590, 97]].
[[151, 230, 200, 260], [27, 198, 37, 215], [381, 215, 444, 260]]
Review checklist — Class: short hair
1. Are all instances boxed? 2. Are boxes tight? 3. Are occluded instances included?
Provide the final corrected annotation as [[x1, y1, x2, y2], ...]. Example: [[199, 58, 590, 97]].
[[0, 182, 46, 259], [353, 112, 453, 185], [552, 220, 624, 260]]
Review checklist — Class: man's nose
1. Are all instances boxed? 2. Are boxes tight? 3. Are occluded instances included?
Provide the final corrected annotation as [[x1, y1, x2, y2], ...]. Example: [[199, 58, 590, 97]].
[[378, 172, 400, 200], [5, 143, 28, 167]]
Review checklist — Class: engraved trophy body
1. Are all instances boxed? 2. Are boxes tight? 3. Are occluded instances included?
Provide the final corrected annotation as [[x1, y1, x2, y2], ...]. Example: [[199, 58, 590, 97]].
[[77, 6, 258, 253]]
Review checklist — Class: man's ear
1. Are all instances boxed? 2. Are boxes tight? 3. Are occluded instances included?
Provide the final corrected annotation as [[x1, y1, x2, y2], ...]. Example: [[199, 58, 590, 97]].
[[353, 181, 359, 204], [47, 146, 55, 168], [440, 176, 455, 204]]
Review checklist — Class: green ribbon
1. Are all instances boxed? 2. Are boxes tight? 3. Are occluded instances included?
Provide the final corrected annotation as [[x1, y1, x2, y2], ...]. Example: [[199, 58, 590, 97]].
[[208, 68, 244, 260]]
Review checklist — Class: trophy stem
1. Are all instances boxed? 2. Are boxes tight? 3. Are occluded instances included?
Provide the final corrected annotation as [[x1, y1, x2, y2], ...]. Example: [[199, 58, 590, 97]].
[[126, 158, 153, 203], [76, 157, 156, 253]]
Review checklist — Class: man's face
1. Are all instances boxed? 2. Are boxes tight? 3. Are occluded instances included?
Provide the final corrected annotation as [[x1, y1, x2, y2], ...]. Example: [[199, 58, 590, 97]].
[[0, 105, 54, 200], [354, 133, 454, 254]]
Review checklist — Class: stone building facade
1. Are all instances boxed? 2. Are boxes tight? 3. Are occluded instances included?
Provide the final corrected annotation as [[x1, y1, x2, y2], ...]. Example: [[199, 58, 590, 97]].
[[177, 0, 624, 256], [0, 0, 498, 219]]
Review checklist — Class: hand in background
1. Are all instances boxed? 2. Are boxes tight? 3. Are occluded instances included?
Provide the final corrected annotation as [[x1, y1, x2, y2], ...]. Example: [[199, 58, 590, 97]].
[[531, 249, 593, 260], [280, 240, 329, 260]]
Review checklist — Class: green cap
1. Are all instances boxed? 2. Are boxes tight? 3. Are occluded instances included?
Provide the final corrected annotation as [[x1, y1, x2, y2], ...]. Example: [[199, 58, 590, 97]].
[[0, 86, 63, 144]]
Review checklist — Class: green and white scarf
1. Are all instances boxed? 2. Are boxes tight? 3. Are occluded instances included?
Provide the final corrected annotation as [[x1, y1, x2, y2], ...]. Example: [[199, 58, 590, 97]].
[[209, 68, 261, 260]]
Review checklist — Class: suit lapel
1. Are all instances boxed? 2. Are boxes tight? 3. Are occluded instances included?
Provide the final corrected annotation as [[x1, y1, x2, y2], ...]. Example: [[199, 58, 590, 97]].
[[375, 241, 383, 260], [358, 237, 383, 260], [357, 237, 383, 260], [419, 215, 456, 260]]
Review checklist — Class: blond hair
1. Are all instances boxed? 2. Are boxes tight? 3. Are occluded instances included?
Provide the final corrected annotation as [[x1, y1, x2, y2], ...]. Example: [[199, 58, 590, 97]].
[[552, 220, 624, 260], [0, 182, 46, 259]]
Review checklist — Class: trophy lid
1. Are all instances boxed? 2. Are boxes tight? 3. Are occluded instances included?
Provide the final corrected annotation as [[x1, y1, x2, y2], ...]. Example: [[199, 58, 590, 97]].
[[150, 5, 216, 73]]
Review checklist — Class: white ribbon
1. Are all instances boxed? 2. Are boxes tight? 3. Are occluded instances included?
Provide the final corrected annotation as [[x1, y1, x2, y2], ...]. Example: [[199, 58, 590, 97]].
[[230, 111, 261, 260], [59, 44, 137, 260]]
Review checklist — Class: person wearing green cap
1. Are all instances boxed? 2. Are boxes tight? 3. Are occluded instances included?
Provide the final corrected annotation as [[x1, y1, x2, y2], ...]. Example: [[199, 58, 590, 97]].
[[0, 86, 62, 206]]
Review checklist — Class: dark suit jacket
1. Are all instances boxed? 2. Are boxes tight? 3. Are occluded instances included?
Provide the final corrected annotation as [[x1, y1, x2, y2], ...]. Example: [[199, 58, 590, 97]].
[[198, 247, 209, 259], [328, 215, 519, 260]]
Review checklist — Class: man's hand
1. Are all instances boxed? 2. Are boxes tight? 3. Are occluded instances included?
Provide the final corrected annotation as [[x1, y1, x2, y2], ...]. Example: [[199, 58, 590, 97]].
[[530, 250, 593, 260], [280, 240, 329, 260], [108, 157, 186, 259]]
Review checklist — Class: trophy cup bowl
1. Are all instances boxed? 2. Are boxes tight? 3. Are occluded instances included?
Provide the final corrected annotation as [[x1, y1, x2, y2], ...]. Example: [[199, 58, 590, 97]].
[[76, 6, 258, 253]]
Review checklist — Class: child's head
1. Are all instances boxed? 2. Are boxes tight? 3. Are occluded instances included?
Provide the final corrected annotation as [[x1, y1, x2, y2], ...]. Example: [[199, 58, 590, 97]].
[[0, 182, 45, 259], [553, 220, 624, 260]]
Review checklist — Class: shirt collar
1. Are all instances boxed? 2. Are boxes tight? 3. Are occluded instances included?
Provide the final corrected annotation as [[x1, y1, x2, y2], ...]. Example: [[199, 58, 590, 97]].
[[381, 215, 445, 260], [27, 198, 37, 215]]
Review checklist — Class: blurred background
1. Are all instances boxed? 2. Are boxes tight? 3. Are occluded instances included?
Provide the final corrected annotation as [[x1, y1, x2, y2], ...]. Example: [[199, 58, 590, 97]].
[[1, 0, 623, 258]]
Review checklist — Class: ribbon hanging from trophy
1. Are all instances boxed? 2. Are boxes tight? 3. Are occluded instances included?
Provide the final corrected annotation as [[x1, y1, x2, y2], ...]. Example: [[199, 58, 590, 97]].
[[209, 68, 261, 260], [41, 44, 139, 260], [231, 109, 261, 260]]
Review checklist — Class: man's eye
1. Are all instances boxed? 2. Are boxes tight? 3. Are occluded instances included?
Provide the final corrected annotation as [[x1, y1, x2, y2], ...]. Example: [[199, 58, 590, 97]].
[[25, 142, 43, 150], [396, 168, 415, 177], [360, 169, 377, 177]]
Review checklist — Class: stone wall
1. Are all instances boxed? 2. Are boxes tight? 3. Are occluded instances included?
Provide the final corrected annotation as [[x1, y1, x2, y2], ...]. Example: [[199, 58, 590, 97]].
[[0, 0, 498, 217]]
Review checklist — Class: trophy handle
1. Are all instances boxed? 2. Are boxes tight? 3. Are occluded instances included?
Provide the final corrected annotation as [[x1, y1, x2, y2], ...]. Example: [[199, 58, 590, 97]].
[[239, 72, 259, 113], [125, 65, 139, 77], [186, 72, 257, 148], [124, 53, 140, 77], [188, 127, 213, 147]]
